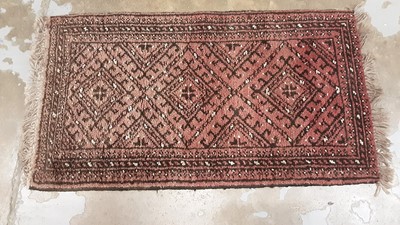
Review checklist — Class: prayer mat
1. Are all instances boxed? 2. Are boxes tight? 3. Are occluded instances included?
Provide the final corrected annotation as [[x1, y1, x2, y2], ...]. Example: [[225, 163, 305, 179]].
[[23, 10, 391, 190]]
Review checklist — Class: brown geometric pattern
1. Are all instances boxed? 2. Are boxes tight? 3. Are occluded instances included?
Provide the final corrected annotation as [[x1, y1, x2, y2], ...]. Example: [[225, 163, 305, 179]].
[[31, 11, 379, 190]]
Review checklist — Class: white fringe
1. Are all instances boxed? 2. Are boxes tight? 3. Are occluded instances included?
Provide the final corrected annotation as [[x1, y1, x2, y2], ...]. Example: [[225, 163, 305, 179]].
[[19, 16, 50, 187]]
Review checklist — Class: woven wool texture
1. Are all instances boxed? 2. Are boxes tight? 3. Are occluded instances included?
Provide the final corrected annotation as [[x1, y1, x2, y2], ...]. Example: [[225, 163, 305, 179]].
[[28, 11, 380, 190]]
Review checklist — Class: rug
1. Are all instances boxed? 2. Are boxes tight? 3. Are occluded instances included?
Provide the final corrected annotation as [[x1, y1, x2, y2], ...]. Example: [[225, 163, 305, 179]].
[[23, 10, 391, 190]]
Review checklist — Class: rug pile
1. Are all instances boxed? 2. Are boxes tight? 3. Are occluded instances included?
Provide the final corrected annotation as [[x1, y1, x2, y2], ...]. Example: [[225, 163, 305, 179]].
[[24, 11, 384, 190]]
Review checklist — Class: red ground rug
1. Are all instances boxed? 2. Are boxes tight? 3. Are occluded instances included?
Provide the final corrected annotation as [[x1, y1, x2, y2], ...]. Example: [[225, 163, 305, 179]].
[[27, 11, 381, 190]]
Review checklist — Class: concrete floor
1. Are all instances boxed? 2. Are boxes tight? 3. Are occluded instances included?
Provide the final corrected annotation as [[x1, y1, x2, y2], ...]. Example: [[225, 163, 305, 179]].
[[0, 0, 399, 224]]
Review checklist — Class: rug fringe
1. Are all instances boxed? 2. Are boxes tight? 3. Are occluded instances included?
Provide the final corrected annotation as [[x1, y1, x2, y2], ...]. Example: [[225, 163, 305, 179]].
[[354, 2, 394, 195], [19, 16, 50, 187]]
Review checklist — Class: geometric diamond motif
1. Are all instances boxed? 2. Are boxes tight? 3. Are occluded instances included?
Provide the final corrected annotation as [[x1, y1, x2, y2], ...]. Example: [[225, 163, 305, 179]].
[[266, 66, 317, 118], [76, 67, 125, 117], [162, 66, 214, 121]]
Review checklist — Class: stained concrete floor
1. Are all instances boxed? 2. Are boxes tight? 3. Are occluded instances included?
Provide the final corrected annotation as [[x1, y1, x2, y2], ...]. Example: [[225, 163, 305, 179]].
[[0, 0, 399, 224]]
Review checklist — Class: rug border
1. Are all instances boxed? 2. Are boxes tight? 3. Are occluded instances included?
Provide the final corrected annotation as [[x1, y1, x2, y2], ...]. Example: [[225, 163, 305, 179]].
[[21, 8, 394, 192]]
